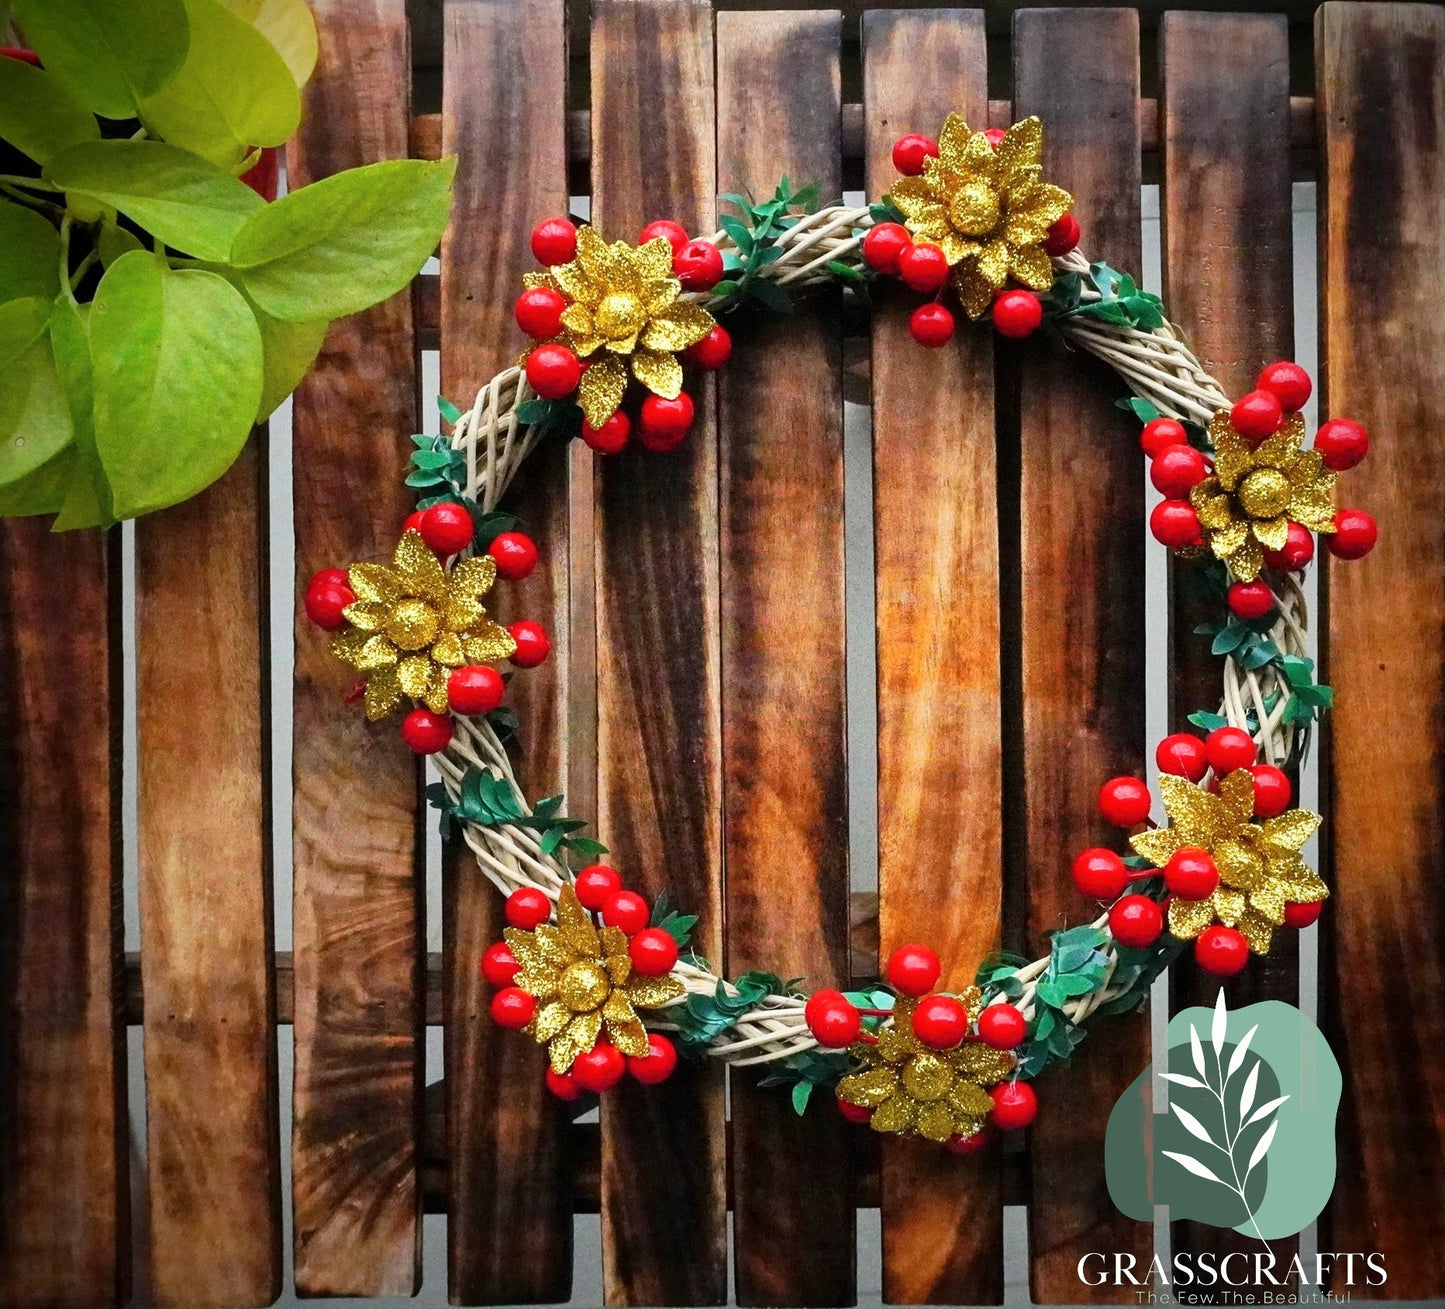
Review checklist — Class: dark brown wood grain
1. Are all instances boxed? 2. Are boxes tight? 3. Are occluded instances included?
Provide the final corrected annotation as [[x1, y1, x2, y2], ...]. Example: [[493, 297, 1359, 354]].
[[439, 0, 575, 1301], [1317, 3, 1445, 1296], [591, 1, 728, 1303], [863, 11, 1005, 1304], [1013, 10, 1150, 1303], [715, 12, 854, 1308], [0, 523, 126, 1309], [134, 440, 281, 1307], [287, 0, 423, 1294]]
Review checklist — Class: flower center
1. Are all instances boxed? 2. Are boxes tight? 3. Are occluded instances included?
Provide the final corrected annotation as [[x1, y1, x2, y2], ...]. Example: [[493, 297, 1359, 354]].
[[901, 1052, 953, 1102], [950, 181, 1001, 237], [595, 291, 645, 340], [559, 960, 610, 1011], [385, 598, 440, 650], [1238, 468, 1291, 519]]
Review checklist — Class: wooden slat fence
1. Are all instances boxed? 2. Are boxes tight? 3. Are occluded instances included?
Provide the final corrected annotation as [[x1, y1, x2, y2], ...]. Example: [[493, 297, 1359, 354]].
[[2, 3, 1443, 1307]]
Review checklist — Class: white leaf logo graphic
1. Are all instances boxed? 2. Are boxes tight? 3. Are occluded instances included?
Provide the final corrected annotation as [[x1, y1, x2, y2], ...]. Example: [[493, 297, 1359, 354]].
[[1227, 1024, 1258, 1078], [1238, 1061, 1260, 1122], [1244, 1094, 1290, 1129], [1211, 988, 1227, 1056], [1163, 1150, 1227, 1186], [1190, 1025, 1207, 1080], [1247, 1120, 1279, 1176], [1160, 1072, 1208, 1091]]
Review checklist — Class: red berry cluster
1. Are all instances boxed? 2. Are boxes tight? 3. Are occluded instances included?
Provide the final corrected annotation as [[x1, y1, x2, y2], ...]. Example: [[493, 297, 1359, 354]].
[[865, 132, 1079, 349], [486, 866, 680, 1097], [518, 215, 730, 456]]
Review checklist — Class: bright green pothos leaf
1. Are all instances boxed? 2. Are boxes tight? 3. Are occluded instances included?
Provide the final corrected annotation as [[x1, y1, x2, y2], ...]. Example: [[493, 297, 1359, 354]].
[[235, 287, 328, 421], [0, 59, 100, 165], [47, 295, 110, 529], [90, 251, 263, 518], [229, 157, 458, 321], [0, 297, 74, 488], [217, 0, 319, 87], [0, 205, 62, 305]]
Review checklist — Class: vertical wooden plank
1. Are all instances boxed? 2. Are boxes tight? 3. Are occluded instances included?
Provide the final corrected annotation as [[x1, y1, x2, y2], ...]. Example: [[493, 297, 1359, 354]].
[[439, 0, 574, 1301], [1317, 4, 1445, 1296], [1158, 9, 1300, 1282], [1013, 10, 1149, 1303], [0, 524, 126, 1309], [288, 0, 424, 1294], [716, 12, 854, 1309], [136, 440, 282, 1307], [591, 1, 727, 1302], [863, 11, 1003, 1304]]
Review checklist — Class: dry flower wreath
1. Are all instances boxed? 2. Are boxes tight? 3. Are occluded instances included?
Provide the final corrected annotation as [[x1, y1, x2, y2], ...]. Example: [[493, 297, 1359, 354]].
[[304, 114, 1377, 1148]]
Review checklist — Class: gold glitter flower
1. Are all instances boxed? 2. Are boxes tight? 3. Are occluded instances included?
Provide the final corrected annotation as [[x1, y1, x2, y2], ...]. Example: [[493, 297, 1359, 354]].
[[331, 528, 515, 720], [888, 114, 1073, 319], [1190, 411, 1337, 581], [504, 884, 685, 1074], [523, 225, 716, 428], [1130, 770, 1328, 955], [835, 993, 1015, 1141]]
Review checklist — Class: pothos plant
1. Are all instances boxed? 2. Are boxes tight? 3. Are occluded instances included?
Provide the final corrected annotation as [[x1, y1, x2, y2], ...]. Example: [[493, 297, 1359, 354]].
[[0, 0, 455, 527]]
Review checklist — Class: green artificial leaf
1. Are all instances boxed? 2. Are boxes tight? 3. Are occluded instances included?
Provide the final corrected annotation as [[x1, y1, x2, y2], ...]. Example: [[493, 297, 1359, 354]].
[[89, 251, 262, 517], [140, 0, 300, 168], [0, 297, 74, 488], [217, 0, 319, 86], [791, 1080, 812, 1116], [46, 140, 264, 261], [0, 59, 100, 164], [14, 0, 189, 120], [0, 204, 62, 304], [97, 217, 145, 269], [1188, 710, 1229, 731], [437, 396, 463, 426], [1117, 394, 1162, 423], [47, 294, 110, 529], [229, 156, 457, 321]]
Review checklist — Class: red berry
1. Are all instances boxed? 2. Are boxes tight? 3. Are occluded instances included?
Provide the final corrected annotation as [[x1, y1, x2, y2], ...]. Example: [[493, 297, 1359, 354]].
[[601, 889, 650, 935], [1109, 894, 1163, 948], [419, 501, 474, 556], [909, 302, 955, 347], [481, 941, 520, 988], [305, 582, 355, 630], [912, 995, 969, 1050], [1140, 417, 1188, 459], [1098, 776, 1152, 827], [1195, 925, 1250, 976], [1314, 418, 1369, 471], [1163, 848, 1220, 901], [1249, 763, 1292, 817], [583, 411, 631, 455], [403, 509, 426, 535], [490, 530, 539, 581], [1205, 726, 1256, 775], [1283, 900, 1323, 929], [1156, 732, 1208, 782], [401, 708, 453, 754], [885, 943, 940, 997], [892, 132, 939, 176], [531, 216, 578, 266], [627, 1032, 678, 1085], [638, 219, 688, 255], [490, 985, 536, 1029], [988, 1080, 1037, 1131], [1263, 521, 1315, 571], [545, 1067, 581, 1100], [447, 665, 505, 717], [1150, 445, 1208, 498], [574, 863, 622, 910], [637, 393, 695, 452], [674, 239, 724, 290], [508, 619, 551, 668], [506, 886, 551, 929], [307, 566, 349, 593], [572, 1041, 626, 1093], [862, 222, 911, 274], [837, 1096, 873, 1124], [896, 241, 949, 293], [983, 127, 1007, 149], [1328, 509, 1377, 560], [514, 286, 566, 339], [1043, 212, 1080, 257], [525, 343, 582, 400], [947, 1130, 989, 1154], [1231, 389, 1284, 444], [992, 289, 1043, 339], [977, 1003, 1027, 1050], [1256, 360, 1312, 414], [629, 927, 679, 977], [682, 324, 732, 371], [1228, 580, 1275, 621], [1150, 499, 1203, 549], [1071, 848, 1130, 900], [804, 989, 862, 1049]]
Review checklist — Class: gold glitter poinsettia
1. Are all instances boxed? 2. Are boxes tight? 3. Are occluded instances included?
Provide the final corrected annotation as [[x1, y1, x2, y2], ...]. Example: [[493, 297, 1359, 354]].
[[889, 114, 1073, 319], [1130, 770, 1328, 955], [836, 992, 1015, 1141], [1190, 411, 1337, 581], [505, 884, 685, 1074], [524, 225, 716, 428], [332, 528, 516, 719]]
